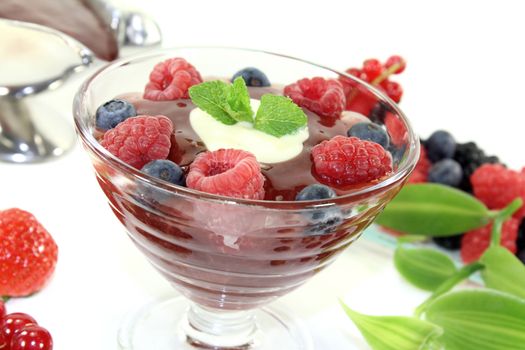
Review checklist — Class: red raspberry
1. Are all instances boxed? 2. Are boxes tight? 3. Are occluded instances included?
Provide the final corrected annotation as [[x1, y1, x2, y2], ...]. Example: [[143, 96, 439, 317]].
[[144, 58, 203, 101], [408, 144, 430, 184], [0, 209, 58, 297], [471, 164, 525, 220], [186, 149, 265, 200], [461, 218, 519, 263], [284, 77, 346, 119], [311, 136, 392, 187], [101, 115, 173, 169]]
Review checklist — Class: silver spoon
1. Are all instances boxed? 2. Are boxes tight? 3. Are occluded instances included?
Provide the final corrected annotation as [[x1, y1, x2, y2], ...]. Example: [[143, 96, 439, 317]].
[[0, 19, 93, 163], [0, 3, 162, 164]]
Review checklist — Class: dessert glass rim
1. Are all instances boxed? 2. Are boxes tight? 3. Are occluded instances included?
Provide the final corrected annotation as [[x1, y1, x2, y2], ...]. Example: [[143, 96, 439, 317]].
[[73, 46, 420, 208]]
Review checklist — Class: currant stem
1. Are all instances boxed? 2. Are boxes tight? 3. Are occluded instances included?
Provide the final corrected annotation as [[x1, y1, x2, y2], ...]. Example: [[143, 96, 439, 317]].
[[1, 296, 10, 302], [371, 61, 405, 86], [490, 198, 523, 246], [414, 262, 484, 317]]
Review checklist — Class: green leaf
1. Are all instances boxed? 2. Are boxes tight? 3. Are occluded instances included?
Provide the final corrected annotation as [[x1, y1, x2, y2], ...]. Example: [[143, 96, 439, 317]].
[[480, 246, 525, 299], [340, 301, 443, 350], [254, 94, 307, 137], [189, 80, 237, 125], [376, 184, 492, 236], [394, 246, 458, 291], [227, 77, 253, 123], [425, 289, 525, 350]]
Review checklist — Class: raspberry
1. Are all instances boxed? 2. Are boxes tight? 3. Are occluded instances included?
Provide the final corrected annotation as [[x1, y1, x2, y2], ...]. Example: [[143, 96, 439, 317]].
[[144, 58, 203, 101], [101, 115, 173, 169], [284, 77, 346, 119], [471, 164, 525, 220], [408, 144, 430, 184], [311, 136, 392, 187], [0, 209, 58, 297], [461, 218, 519, 263], [186, 149, 265, 200]]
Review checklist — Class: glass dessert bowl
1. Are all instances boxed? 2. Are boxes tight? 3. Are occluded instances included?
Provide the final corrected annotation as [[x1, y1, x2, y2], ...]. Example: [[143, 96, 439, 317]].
[[74, 48, 419, 350]]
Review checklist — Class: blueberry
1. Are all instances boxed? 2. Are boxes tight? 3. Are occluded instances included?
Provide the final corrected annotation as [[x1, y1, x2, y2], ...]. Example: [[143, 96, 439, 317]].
[[432, 234, 463, 250], [295, 184, 337, 201], [141, 160, 185, 186], [96, 99, 136, 130], [425, 130, 456, 162], [295, 184, 342, 235], [518, 250, 525, 264], [518, 219, 525, 253], [232, 67, 270, 87], [347, 122, 390, 148], [428, 159, 463, 187], [388, 144, 406, 165]]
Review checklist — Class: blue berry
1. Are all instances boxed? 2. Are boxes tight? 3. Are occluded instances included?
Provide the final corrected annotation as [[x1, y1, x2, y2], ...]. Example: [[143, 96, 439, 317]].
[[425, 130, 456, 162], [432, 234, 463, 250], [141, 160, 185, 186], [96, 99, 136, 130], [295, 184, 336, 201], [296, 184, 342, 235], [347, 122, 389, 148], [232, 67, 270, 87], [428, 159, 463, 187], [518, 250, 525, 264]]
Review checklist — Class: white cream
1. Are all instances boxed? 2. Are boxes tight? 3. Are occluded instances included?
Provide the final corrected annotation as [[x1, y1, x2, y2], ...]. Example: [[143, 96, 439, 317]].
[[190, 99, 309, 164]]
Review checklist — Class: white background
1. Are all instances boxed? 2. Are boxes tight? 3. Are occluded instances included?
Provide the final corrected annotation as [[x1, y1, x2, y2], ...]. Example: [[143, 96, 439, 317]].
[[1, 0, 524, 349]]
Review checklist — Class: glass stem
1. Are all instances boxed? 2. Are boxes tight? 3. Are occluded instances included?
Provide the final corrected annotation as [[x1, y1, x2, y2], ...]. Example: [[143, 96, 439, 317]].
[[183, 303, 258, 349]]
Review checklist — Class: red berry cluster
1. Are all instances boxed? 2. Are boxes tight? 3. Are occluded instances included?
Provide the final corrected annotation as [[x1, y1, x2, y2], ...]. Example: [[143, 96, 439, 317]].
[[0, 301, 53, 350], [339, 55, 406, 115]]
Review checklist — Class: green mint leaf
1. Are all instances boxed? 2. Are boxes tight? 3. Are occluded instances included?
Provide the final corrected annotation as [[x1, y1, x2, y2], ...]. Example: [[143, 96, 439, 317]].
[[425, 290, 525, 350], [394, 246, 458, 292], [226, 77, 253, 123], [254, 94, 307, 137], [189, 81, 237, 125], [481, 246, 525, 299], [376, 184, 492, 236], [340, 301, 443, 350]]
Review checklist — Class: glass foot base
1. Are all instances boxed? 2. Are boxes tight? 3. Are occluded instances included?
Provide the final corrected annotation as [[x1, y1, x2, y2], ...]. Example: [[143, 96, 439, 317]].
[[117, 296, 313, 350]]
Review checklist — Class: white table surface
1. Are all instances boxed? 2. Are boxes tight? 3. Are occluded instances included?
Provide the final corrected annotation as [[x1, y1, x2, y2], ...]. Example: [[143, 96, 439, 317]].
[[1, 1, 524, 349]]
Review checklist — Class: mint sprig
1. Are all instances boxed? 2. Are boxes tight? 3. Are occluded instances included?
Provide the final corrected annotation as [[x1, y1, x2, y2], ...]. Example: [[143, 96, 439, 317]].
[[254, 95, 308, 137], [188, 80, 238, 125], [189, 79, 307, 137], [341, 184, 525, 350]]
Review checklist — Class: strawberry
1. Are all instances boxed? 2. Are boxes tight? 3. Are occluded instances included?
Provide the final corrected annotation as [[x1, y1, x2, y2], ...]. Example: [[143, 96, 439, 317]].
[[0, 209, 58, 297]]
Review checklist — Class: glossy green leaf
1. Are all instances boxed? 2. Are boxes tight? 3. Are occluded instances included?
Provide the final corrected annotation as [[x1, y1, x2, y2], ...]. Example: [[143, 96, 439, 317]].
[[425, 290, 525, 350], [480, 246, 525, 299], [376, 184, 492, 236], [394, 246, 458, 291], [340, 301, 443, 350]]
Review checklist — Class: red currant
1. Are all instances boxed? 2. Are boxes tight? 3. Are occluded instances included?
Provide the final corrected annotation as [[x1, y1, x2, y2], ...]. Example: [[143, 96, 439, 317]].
[[385, 55, 406, 74], [10, 325, 53, 350], [0, 313, 37, 348], [383, 80, 403, 103], [0, 301, 5, 320], [362, 59, 383, 81]]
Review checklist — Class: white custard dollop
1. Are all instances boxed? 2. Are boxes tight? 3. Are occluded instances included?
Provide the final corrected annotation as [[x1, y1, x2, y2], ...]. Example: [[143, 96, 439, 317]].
[[190, 99, 309, 164]]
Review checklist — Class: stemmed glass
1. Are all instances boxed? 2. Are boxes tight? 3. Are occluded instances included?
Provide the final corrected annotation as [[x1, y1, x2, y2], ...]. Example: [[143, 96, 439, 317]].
[[73, 48, 419, 350]]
